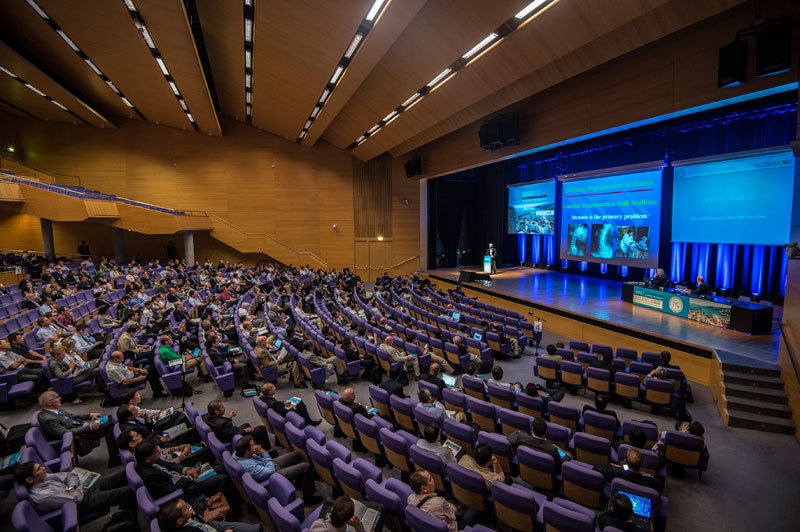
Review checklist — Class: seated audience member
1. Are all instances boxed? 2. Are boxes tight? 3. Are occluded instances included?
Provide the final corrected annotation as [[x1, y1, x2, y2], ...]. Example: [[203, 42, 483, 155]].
[[157, 334, 209, 385], [14, 461, 136, 516], [117, 429, 192, 465], [97, 306, 121, 329], [451, 335, 477, 369], [253, 335, 306, 388], [581, 394, 620, 429], [118, 404, 198, 445], [204, 400, 271, 451], [457, 442, 509, 490], [419, 362, 447, 392], [70, 324, 105, 359], [0, 334, 49, 391], [613, 427, 649, 452], [379, 365, 406, 398], [342, 337, 375, 381], [487, 366, 521, 393], [590, 352, 617, 379], [134, 440, 233, 501], [38, 391, 117, 462], [106, 349, 168, 398], [593, 448, 661, 492], [508, 418, 571, 472], [337, 387, 375, 419], [259, 382, 320, 427], [654, 421, 707, 463], [47, 346, 101, 402], [158, 497, 262, 532], [307, 342, 348, 385], [540, 344, 563, 363], [309, 495, 384, 532], [491, 323, 520, 358], [206, 336, 257, 389], [379, 335, 420, 380], [417, 388, 466, 424], [464, 362, 488, 392], [649, 351, 677, 375], [598, 492, 649, 532], [120, 388, 191, 432], [408, 470, 459, 532], [117, 324, 153, 362], [233, 436, 320, 503], [416, 424, 455, 465], [35, 316, 66, 344], [523, 382, 564, 406], [644, 366, 668, 383]]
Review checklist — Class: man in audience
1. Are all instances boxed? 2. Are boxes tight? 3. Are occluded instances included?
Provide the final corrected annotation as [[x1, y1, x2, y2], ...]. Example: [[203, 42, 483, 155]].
[[157, 497, 262, 532], [614, 427, 649, 452], [307, 342, 347, 385], [204, 400, 271, 451], [117, 324, 153, 362], [419, 362, 447, 392], [47, 345, 100, 401], [451, 335, 477, 370], [590, 352, 617, 379], [35, 316, 65, 344], [134, 440, 234, 501], [0, 335, 49, 391], [105, 349, 168, 398], [417, 387, 465, 424], [118, 404, 198, 445], [593, 448, 661, 492], [253, 335, 306, 388], [457, 442, 508, 490], [408, 470, 459, 532], [309, 496, 367, 532], [14, 461, 136, 516], [598, 493, 650, 532], [540, 344, 563, 363], [206, 336, 257, 389], [259, 382, 320, 427], [581, 394, 620, 429], [416, 424, 455, 465], [487, 366, 521, 393], [379, 335, 420, 381], [38, 390, 117, 462], [117, 429, 194, 465], [233, 435, 321, 504], [379, 365, 406, 398], [157, 334, 209, 386], [71, 323, 105, 359], [337, 387, 373, 419], [508, 418, 571, 472], [120, 388, 191, 432]]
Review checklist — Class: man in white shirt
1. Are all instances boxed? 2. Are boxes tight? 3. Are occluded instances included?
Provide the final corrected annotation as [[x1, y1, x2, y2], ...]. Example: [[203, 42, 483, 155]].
[[106, 350, 167, 398], [0, 336, 48, 390]]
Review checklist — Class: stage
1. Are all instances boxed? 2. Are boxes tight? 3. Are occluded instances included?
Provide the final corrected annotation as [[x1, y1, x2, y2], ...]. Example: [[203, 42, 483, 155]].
[[426, 266, 781, 366]]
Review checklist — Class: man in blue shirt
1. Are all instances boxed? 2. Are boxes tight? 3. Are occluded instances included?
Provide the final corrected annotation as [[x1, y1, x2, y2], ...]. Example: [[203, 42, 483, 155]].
[[233, 435, 321, 504]]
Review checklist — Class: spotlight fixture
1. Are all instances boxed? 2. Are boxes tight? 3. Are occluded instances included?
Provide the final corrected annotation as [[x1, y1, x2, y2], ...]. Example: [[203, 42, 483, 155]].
[[244, 0, 255, 123], [347, 0, 561, 149], [121, 0, 197, 129], [23, 0, 142, 120], [296, 0, 390, 142]]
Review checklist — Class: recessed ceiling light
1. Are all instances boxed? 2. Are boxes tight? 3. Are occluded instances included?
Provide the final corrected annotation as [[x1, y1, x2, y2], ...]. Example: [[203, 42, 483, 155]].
[[515, 0, 549, 19], [121, 97, 134, 108], [427, 68, 452, 88], [0, 66, 16, 78], [298, 130, 307, 139], [51, 100, 67, 111], [304, 120, 312, 129], [344, 34, 363, 59], [401, 93, 420, 107], [365, 0, 386, 22], [245, 92, 251, 104], [318, 88, 330, 104], [310, 106, 321, 118], [155, 56, 169, 76], [244, 18, 253, 43], [106, 80, 120, 93], [245, 49, 252, 68], [463, 33, 498, 60], [186, 113, 194, 122], [179, 99, 188, 110], [136, 23, 156, 49], [169, 81, 180, 96], [367, 124, 380, 134], [382, 110, 397, 122], [25, 0, 48, 19], [84, 59, 103, 76], [56, 29, 80, 51], [330, 65, 344, 85], [24, 83, 46, 97], [123, 0, 137, 12], [355, 135, 366, 144], [245, 73, 252, 88]]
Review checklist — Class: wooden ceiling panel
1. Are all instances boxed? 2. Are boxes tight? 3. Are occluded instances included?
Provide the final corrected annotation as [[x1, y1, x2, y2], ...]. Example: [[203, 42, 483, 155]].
[[195, 0, 245, 122], [301, 0, 428, 146], [0, 71, 75, 124], [38, 0, 192, 131], [250, 0, 374, 140], [0, 41, 113, 127], [0, 0, 133, 121], [135, 0, 221, 136], [321, 0, 532, 150]]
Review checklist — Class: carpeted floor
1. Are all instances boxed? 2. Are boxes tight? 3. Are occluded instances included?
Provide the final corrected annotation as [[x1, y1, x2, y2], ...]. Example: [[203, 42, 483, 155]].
[[2, 328, 798, 531]]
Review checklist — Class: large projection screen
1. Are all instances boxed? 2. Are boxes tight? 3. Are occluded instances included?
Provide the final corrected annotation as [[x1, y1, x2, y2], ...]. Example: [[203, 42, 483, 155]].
[[559, 163, 663, 268], [671, 148, 795, 245], [507, 179, 556, 234]]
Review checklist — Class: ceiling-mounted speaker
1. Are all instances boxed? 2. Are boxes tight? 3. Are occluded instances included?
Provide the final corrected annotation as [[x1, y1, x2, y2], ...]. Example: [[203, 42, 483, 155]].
[[756, 18, 792, 77], [718, 39, 748, 88], [479, 113, 520, 152], [405, 156, 422, 178]]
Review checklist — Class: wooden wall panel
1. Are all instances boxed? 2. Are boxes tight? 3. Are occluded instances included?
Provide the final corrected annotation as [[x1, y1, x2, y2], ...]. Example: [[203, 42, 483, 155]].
[[352, 154, 392, 239], [391, 156, 421, 275], [0, 207, 42, 252]]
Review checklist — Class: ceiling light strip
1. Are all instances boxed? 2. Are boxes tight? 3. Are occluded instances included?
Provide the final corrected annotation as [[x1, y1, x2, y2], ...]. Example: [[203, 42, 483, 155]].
[[244, 0, 254, 123], [122, 0, 197, 129], [347, 0, 560, 150], [0, 65, 78, 116], [296, 0, 391, 142], [23, 0, 144, 121]]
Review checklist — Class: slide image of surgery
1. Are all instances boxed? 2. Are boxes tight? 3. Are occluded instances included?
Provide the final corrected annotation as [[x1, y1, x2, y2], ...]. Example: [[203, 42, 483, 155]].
[[567, 224, 588, 257], [510, 202, 555, 234], [616, 226, 650, 259], [591, 224, 616, 259]]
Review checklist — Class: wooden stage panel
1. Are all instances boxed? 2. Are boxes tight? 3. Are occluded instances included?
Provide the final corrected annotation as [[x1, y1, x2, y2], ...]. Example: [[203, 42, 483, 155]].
[[424, 267, 782, 386]]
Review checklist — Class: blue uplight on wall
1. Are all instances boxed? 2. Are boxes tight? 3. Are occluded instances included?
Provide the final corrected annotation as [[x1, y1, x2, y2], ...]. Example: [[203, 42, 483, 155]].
[[600, 263, 608, 274], [518, 233, 526, 264]]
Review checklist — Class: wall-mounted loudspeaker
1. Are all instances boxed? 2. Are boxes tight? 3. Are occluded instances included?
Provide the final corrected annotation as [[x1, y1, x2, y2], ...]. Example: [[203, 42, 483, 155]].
[[756, 18, 792, 77], [405, 156, 422, 178], [479, 113, 520, 152], [718, 39, 748, 88]]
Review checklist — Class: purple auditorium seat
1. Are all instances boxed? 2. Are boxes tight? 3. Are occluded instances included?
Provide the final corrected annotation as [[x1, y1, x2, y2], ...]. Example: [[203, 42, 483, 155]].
[[466, 396, 498, 434], [413, 404, 444, 433], [643, 378, 676, 410], [379, 428, 414, 476], [499, 407, 533, 436], [561, 461, 605, 509], [592, 344, 613, 356], [576, 352, 597, 372], [252, 396, 274, 434], [364, 479, 411, 532], [663, 430, 709, 478], [405, 504, 450, 532], [354, 413, 391, 459], [24, 427, 71, 473], [443, 417, 475, 456], [0, 380, 35, 409], [446, 461, 491, 513], [570, 432, 612, 466], [486, 331, 510, 357], [641, 352, 662, 365], [555, 348, 575, 361], [610, 478, 669, 531], [477, 431, 516, 475], [582, 410, 619, 443], [569, 340, 591, 353], [12, 500, 78, 532], [314, 390, 340, 427], [516, 393, 545, 419], [614, 373, 643, 403], [389, 395, 417, 434], [267, 496, 323, 532], [307, 439, 350, 491], [332, 457, 381, 501], [268, 472, 302, 506], [615, 347, 638, 366], [492, 481, 546, 532], [206, 432, 227, 462], [542, 498, 597, 532], [136, 485, 182, 522], [617, 444, 666, 480], [462, 375, 488, 401], [267, 407, 292, 448], [441, 387, 466, 415], [332, 400, 360, 441], [517, 446, 559, 492], [487, 381, 515, 411], [417, 379, 442, 401], [242, 472, 275, 526], [410, 444, 450, 491], [548, 402, 581, 434], [586, 367, 613, 396], [534, 356, 559, 383], [629, 362, 654, 381]]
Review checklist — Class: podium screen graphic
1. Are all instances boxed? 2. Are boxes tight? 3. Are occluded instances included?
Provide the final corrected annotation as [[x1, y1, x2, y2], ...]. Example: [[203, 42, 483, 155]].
[[507, 180, 556, 234], [559, 166, 663, 268], [671, 150, 795, 245]]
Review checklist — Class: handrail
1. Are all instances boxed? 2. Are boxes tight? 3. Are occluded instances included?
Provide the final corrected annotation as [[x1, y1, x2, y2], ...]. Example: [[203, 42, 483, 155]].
[[208, 214, 329, 268], [0, 248, 87, 259], [778, 321, 800, 386], [352, 255, 419, 272]]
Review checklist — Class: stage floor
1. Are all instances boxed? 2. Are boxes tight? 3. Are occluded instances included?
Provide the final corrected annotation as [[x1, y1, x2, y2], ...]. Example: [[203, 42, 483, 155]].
[[428, 267, 781, 365]]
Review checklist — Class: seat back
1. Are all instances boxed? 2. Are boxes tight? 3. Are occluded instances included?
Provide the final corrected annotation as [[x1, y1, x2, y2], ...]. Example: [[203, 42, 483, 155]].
[[354, 414, 383, 457], [267, 497, 300, 532], [614, 373, 642, 400], [572, 433, 611, 466], [586, 367, 611, 394], [535, 357, 559, 381], [644, 378, 673, 406], [499, 408, 532, 437], [487, 382, 514, 410], [462, 375, 487, 400], [11, 500, 57, 532], [379, 428, 413, 473], [559, 361, 584, 387], [466, 397, 498, 434], [446, 461, 489, 511], [441, 388, 466, 414], [561, 461, 605, 509], [404, 504, 449, 532], [517, 446, 557, 492], [409, 445, 448, 491], [389, 395, 415, 433], [582, 411, 617, 443], [664, 430, 704, 467], [516, 393, 545, 419], [542, 500, 596, 532], [547, 402, 580, 433], [443, 417, 475, 456], [492, 482, 538, 532]]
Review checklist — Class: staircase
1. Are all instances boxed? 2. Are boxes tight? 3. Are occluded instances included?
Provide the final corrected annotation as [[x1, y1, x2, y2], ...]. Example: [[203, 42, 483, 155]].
[[713, 352, 795, 434]]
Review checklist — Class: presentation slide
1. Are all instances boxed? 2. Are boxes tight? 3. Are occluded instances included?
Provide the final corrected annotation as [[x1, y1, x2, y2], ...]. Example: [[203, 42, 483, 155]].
[[672, 149, 795, 246], [507, 180, 556, 234], [559, 166, 663, 268]]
